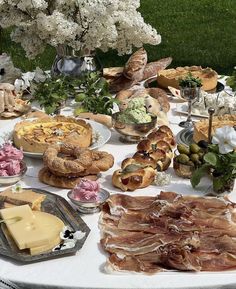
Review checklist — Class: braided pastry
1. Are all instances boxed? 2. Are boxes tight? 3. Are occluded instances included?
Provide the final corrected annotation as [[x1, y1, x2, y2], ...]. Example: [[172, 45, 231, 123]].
[[112, 125, 175, 191], [112, 166, 156, 192]]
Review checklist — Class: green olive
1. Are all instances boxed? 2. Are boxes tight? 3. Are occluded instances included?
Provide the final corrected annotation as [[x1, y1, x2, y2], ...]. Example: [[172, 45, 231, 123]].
[[190, 154, 200, 163], [190, 143, 201, 154], [187, 160, 195, 167], [177, 144, 190, 155], [177, 154, 190, 164]]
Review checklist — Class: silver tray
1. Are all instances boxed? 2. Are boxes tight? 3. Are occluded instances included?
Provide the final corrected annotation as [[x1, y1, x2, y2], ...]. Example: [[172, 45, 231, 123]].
[[176, 128, 194, 146], [0, 188, 90, 263]]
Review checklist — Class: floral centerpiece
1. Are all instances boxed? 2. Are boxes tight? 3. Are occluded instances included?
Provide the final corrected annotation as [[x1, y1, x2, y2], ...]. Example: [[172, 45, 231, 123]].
[[0, 0, 161, 59], [191, 126, 236, 194]]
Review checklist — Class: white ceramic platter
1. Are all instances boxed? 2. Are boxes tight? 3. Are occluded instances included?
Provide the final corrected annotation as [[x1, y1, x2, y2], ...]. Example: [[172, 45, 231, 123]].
[[0, 119, 111, 159]]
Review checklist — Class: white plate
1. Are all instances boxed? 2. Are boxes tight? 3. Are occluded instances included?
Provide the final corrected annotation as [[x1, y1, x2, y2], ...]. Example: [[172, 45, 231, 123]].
[[0, 119, 111, 158], [175, 103, 209, 118]]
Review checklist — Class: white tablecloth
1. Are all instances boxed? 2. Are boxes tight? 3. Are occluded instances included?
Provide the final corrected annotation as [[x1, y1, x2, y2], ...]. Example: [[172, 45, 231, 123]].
[[0, 80, 236, 289]]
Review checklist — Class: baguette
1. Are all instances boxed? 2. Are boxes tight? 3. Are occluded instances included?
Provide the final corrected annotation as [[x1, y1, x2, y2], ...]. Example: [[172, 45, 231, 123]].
[[123, 48, 147, 81], [76, 112, 113, 128]]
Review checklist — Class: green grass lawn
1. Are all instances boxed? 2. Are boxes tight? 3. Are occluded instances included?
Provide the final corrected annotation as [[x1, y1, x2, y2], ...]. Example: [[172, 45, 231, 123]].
[[0, 0, 236, 74]]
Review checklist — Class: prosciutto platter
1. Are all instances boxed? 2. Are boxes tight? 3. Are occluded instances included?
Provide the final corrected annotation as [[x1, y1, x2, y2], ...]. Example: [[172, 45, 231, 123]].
[[100, 191, 236, 274]]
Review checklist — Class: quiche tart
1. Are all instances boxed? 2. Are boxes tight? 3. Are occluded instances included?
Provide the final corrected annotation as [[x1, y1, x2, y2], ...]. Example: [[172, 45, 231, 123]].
[[13, 116, 92, 153], [157, 66, 218, 91], [193, 114, 236, 143]]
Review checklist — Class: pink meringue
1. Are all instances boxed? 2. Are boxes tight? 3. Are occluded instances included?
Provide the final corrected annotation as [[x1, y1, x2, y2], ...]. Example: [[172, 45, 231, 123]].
[[0, 143, 23, 161], [71, 179, 100, 202], [0, 143, 23, 176]]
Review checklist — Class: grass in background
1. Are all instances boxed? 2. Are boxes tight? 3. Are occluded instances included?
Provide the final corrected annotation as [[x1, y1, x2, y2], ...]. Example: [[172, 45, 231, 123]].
[[0, 0, 236, 74]]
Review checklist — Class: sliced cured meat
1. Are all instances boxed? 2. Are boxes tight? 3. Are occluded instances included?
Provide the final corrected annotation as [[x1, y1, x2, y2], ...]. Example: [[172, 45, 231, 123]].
[[100, 191, 236, 274]]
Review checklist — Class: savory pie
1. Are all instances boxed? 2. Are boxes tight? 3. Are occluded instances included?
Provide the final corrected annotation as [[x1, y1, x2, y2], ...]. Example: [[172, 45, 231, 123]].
[[193, 114, 236, 143], [157, 66, 218, 91], [13, 116, 92, 153]]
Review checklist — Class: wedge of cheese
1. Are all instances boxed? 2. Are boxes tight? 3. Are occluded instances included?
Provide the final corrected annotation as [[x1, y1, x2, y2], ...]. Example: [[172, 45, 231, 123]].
[[29, 211, 64, 255], [0, 205, 64, 253]]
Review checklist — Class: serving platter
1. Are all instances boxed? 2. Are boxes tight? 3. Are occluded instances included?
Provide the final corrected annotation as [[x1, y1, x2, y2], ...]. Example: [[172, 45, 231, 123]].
[[0, 188, 90, 263], [0, 118, 111, 159]]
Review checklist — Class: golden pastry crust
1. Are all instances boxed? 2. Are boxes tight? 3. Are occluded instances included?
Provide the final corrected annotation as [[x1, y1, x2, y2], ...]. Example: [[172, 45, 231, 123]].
[[112, 167, 156, 191], [193, 114, 236, 143], [13, 115, 92, 153], [38, 167, 98, 189], [123, 48, 147, 81], [157, 66, 218, 91], [43, 144, 114, 177]]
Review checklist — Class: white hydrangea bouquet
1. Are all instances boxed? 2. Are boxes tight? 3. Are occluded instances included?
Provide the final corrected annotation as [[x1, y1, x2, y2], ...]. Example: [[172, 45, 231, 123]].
[[0, 0, 161, 59]]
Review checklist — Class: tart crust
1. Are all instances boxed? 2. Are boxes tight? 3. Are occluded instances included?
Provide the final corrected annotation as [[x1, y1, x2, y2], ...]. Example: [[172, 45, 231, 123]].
[[157, 66, 218, 91], [13, 116, 92, 153], [193, 114, 236, 143]]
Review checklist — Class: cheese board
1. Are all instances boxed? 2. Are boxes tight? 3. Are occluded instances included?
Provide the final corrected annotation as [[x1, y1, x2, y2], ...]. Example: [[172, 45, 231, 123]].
[[0, 188, 90, 263]]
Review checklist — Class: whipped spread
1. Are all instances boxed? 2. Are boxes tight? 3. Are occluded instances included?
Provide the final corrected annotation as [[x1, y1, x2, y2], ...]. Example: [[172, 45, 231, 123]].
[[0, 143, 23, 176], [118, 97, 152, 124], [71, 179, 100, 202]]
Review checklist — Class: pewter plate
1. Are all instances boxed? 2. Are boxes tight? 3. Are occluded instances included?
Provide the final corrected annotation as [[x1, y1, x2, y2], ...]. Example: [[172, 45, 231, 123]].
[[176, 128, 194, 146], [0, 188, 90, 263]]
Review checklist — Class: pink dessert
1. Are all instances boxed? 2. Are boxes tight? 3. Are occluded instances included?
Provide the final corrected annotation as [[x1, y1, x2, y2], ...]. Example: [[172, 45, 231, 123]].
[[0, 143, 23, 176], [71, 179, 100, 202]]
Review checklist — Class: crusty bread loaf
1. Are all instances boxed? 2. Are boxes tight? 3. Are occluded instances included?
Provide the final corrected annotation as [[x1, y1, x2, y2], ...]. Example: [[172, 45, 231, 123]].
[[76, 113, 112, 128], [142, 57, 173, 80], [123, 48, 147, 81], [112, 167, 156, 191], [38, 167, 98, 189]]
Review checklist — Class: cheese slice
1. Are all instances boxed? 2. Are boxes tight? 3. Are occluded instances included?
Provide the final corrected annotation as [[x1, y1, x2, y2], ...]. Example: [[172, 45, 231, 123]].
[[0, 205, 64, 251], [29, 211, 64, 255]]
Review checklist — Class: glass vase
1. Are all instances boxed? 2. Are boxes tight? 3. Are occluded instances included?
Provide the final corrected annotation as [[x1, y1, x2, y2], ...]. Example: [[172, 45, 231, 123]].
[[51, 45, 102, 77]]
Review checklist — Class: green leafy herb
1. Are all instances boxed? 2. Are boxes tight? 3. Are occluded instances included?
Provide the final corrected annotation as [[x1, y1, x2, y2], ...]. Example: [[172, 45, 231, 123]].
[[179, 73, 202, 88], [74, 72, 116, 115], [191, 144, 236, 190], [226, 67, 236, 91], [31, 77, 69, 114]]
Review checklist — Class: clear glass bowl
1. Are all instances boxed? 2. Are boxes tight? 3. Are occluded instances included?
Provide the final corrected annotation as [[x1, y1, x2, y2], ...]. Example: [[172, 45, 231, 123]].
[[0, 161, 27, 186]]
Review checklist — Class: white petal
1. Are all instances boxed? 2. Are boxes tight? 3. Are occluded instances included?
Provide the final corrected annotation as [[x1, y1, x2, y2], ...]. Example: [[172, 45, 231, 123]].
[[218, 143, 234, 154], [212, 135, 221, 145]]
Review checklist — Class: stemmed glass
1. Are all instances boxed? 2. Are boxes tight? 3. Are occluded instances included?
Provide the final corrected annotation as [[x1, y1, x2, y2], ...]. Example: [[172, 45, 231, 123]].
[[179, 87, 201, 128]]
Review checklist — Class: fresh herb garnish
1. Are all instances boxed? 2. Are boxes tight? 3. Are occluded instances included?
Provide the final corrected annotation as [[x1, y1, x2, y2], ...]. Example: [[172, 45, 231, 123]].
[[74, 72, 116, 116], [179, 73, 202, 88]]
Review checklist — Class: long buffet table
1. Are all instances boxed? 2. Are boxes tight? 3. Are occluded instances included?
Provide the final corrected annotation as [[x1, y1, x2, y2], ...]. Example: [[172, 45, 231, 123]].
[[0, 79, 236, 289]]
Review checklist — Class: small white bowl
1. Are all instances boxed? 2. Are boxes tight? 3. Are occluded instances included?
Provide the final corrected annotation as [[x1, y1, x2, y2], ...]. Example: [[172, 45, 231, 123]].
[[0, 161, 27, 186], [67, 189, 110, 214]]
